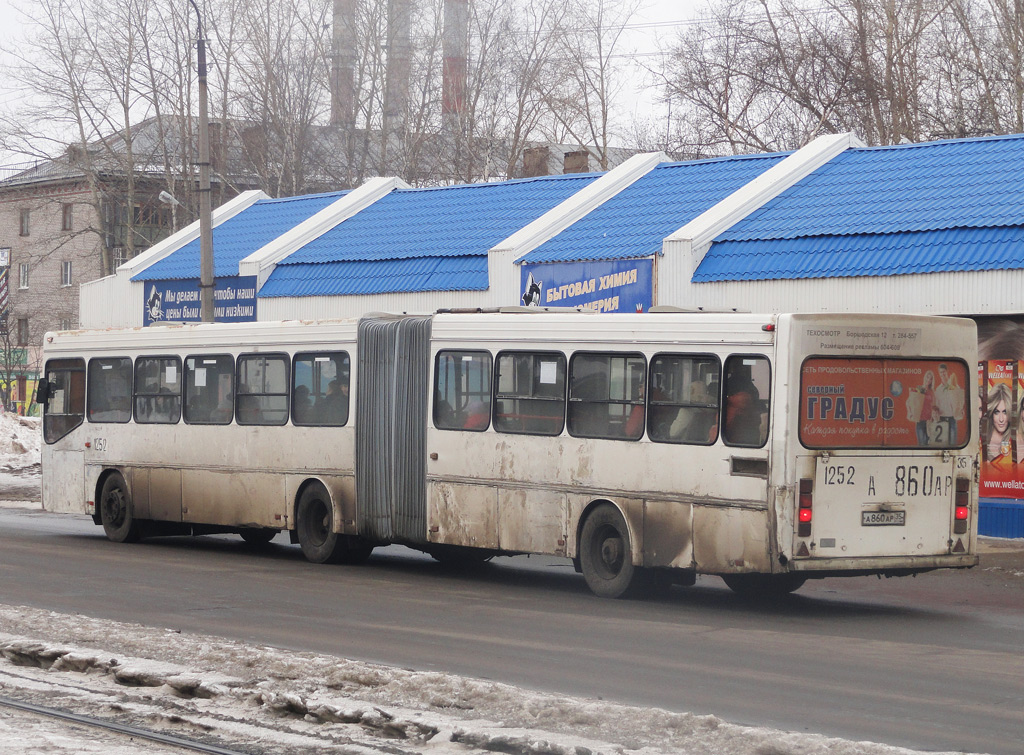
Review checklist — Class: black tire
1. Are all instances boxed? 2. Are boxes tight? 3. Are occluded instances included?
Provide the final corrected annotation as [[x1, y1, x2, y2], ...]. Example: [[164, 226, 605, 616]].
[[239, 528, 278, 545], [295, 484, 373, 565], [99, 473, 141, 543], [721, 573, 806, 597], [427, 544, 494, 568], [579, 503, 640, 598]]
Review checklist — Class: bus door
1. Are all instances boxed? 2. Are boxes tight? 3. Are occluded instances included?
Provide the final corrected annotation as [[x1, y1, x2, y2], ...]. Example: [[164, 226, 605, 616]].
[[39, 358, 88, 514], [796, 357, 972, 560]]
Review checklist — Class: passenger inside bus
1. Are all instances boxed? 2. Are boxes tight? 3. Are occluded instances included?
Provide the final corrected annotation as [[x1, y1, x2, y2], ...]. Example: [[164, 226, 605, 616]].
[[669, 381, 718, 443], [293, 384, 314, 424], [724, 364, 762, 445]]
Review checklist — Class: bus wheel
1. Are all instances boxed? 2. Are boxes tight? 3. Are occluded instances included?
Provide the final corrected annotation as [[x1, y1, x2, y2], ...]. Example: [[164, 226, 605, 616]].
[[239, 528, 277, 546], [297, 485, 341, 563], [722, 573, 806, 597], [295, 485, 374, 565], [579, 504, 638, 598], [99, 473, 141, 544]]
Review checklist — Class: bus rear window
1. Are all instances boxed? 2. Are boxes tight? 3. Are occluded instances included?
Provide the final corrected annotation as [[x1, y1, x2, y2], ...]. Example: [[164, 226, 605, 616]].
[[800, 358, 969, 449]]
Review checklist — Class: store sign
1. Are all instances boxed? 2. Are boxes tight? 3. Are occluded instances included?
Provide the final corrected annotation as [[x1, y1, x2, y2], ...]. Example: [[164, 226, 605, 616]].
[[143, 276, 257, 326], [519, 259, 653, 313]]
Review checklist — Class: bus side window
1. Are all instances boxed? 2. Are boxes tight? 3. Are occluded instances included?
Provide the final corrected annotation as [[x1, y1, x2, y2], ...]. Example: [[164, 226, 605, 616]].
[[184, 355, 234, 424], [87, 357, 132, 423], [493, 351, 566, 436], [134, 356, 182, 424], [434, 350, 491, 431], [293, 351, 350, 426], [42, 358, 86, 443], [567, 352, 646, 440], [236, 354, 289, 426], [723, 355, 770, 447], [648, 355, 720, 445]]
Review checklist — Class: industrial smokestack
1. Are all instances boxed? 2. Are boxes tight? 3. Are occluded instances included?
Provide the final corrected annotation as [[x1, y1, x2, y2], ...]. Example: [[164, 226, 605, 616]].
[[331, 0, 357, 128], [384, 0, 412, 150], [443, 0, 468, 134]]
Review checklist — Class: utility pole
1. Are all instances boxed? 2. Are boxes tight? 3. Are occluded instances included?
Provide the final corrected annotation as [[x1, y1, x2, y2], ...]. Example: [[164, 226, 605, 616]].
[[189, 0, 215, 322]]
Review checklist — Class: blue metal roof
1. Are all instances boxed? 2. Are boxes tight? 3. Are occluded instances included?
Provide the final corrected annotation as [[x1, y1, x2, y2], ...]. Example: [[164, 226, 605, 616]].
[[263, 173, 597, 297], [133, 191, 346, 281], [519, 153, 786, 264], [718, 134, 1024, 243], [696, 134, 1024, 281], [283, 174, 597, 264], [695, 226, 1024, 281], [259, 256, 488, 297]]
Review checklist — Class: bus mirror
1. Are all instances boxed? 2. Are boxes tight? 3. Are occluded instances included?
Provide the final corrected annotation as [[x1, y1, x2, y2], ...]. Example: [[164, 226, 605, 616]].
[[35, 380, 51, 404]]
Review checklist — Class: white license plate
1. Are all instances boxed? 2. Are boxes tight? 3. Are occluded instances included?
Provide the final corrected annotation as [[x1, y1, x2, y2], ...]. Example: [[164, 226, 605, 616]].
[[862, 510, 905, 526]]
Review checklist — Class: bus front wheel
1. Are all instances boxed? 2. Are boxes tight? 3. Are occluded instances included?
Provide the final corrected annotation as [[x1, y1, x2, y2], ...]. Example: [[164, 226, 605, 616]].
[[579, 504, 639, 598], [99, 473, 141, 543], [296, 485, 373, 565]]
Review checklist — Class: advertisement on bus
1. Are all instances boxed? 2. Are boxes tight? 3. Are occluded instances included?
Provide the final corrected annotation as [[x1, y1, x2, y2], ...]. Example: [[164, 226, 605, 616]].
[[800, 358, 968, 449]]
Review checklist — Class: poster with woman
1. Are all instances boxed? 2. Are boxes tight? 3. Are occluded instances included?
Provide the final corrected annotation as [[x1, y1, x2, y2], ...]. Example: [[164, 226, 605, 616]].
[[980, 359, 1016, 495]]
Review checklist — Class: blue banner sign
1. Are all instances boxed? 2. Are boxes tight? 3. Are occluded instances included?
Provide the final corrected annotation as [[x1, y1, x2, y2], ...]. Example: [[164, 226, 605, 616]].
[[143, 276, 258, 325], [519, 259, 653, 313]]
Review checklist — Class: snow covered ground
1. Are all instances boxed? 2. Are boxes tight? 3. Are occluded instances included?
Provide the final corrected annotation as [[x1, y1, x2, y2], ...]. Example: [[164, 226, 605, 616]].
[[0, 413, 983, 754]]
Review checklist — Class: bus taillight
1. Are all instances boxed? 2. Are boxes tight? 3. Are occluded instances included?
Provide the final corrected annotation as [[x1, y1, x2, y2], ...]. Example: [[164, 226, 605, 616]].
[[798, 478, 813, 537], [954, 478, 970, 534]]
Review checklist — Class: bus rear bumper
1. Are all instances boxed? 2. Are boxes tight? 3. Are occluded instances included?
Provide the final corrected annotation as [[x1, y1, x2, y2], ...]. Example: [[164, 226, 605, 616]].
[[788, 552, 979, 577]]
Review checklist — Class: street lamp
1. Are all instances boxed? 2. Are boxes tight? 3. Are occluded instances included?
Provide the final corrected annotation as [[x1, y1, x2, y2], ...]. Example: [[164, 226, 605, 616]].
[[189, 0, 215, 322]]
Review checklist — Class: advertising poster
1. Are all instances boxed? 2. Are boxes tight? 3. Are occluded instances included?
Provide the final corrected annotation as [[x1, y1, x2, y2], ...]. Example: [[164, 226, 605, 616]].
[[979, 359, 1020, 497], [519, 259, 653, 313], [800, 358, 968, 449], [143, 276, 258, 326]]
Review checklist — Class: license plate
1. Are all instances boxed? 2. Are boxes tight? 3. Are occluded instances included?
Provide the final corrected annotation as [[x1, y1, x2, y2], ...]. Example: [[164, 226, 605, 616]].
[[862, 510, 905, 526]]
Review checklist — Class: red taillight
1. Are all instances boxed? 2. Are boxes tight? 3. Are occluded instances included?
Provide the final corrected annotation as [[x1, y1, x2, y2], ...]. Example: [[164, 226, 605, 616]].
[[798, 478, 813, 537], [954, 478, 970, 534]]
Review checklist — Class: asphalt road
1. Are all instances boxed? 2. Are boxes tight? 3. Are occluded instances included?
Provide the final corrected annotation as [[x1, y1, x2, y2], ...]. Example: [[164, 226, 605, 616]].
[[1, 503, 1022, 755]]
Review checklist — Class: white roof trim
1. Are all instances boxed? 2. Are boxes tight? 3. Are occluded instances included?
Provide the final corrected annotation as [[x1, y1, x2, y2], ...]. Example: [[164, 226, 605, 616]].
[[239, 176, 409, 289], [488, 151, 667, 263], [665, 132, 866, 272], [119, 190, 267, 276]]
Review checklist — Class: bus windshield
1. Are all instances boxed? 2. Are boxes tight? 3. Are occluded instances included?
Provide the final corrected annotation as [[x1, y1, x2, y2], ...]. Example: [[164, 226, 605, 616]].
[[800, 357, 969, 450]]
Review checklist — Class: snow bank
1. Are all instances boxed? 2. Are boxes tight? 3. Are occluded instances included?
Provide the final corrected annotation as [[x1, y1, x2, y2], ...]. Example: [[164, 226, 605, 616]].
[[0, 411, 40, 473], [0, 604, 975, 755]]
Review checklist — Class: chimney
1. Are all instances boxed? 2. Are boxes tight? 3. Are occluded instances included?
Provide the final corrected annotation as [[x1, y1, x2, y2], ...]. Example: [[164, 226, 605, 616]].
[[384, 0, 412, 147], [331, 0, 358, 128], [522, 147, 551, 177], [443, 0, 468, 134], [563, 150, 590, 174]]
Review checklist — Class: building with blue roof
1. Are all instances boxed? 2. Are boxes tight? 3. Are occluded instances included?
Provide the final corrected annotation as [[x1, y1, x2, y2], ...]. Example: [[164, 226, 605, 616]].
[[78, 130, 1024, 536]]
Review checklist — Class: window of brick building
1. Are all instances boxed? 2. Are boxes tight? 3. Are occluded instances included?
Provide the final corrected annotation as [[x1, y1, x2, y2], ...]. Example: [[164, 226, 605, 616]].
[[61, 203, 73, 231], [19, 209, 30, 236], [61, 261, 73, 287], [18, 263, 29, 290], [16, 318, 29, 347]]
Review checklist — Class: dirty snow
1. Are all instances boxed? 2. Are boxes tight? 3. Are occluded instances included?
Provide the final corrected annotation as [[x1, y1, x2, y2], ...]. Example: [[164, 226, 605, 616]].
[[0, 413, 986, 754]]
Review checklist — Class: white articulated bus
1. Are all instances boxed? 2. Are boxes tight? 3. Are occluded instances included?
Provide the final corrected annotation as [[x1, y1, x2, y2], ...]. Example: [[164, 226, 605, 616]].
[[39, 310, 979, 597]]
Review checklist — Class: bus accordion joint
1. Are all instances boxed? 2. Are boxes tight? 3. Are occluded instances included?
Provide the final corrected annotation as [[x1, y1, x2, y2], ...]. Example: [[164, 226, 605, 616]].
[[798, 478, 813, 538]]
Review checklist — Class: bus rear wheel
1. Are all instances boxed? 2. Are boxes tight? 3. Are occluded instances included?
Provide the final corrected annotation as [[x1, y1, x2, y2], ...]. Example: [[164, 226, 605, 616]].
[[296, 485, 373, 565], [99, 473, 141, 543], [579, 504, 639, 599], [722, 573, 806, 597]]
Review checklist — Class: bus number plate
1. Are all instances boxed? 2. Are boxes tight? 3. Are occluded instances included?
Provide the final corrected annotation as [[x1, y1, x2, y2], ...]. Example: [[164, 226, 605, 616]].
[[862, 510, 905, 526]]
